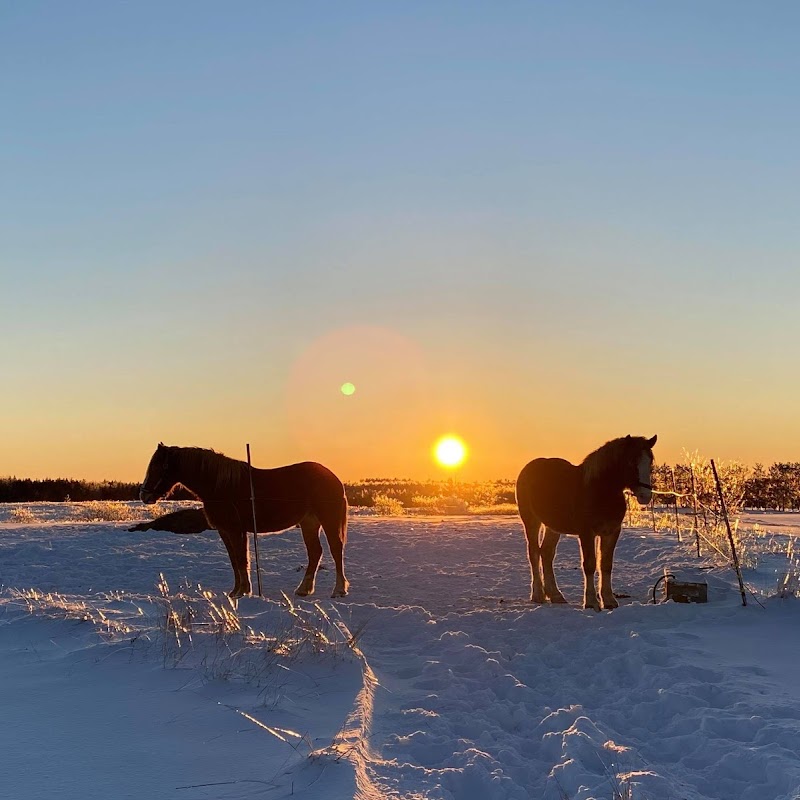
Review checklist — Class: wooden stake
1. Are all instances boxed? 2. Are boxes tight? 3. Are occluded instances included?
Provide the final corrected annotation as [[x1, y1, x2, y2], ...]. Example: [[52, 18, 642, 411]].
[[670, 466, 681, 541], [711, 458, 746, 607], [246, 443, 263, 597], [689, 464, 700, 557]]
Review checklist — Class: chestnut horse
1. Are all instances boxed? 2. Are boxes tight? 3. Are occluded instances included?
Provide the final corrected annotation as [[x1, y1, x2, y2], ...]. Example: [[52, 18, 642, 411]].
[[516, 435, 657, 611], [140, 444, 349, 598]]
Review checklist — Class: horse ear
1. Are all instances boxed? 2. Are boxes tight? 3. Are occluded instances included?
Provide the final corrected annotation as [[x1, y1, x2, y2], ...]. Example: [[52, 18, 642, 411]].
[[647, 434, 658, 448], [158, 442, 164, 449]]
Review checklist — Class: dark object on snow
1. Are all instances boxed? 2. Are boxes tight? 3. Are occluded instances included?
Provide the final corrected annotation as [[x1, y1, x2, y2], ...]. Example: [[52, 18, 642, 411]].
[[666, 577, 708, 604], [516, 434, 658, 612], [139, 444, 349, 599], [128, 508, 212, 535], [651, 571, 708, 604]]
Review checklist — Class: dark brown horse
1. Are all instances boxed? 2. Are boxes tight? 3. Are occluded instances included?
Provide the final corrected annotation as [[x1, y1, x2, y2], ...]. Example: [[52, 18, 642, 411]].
[[140, 444, 349, 598], [516, 435, 657, 611]]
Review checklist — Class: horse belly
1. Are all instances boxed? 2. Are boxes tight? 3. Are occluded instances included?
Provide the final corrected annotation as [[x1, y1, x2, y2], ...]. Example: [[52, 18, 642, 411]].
[[253, 501, 306, 533], [206, 501, 305, 534], [534, 505, 581, 536]]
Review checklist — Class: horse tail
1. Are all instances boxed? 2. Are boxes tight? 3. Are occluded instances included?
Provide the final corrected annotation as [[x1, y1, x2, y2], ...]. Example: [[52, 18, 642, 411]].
[[515, 462, 533, 519], [515, 463, 544, 539], [339, 494, 349, 543]]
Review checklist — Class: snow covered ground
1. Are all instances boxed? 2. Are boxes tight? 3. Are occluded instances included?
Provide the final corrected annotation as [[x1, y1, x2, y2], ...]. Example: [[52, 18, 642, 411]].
[[1, 505, 799, 799]]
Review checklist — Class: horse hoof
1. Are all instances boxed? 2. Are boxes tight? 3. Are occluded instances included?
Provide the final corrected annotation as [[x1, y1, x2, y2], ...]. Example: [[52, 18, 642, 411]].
[[295, 587, 313, 597], [529, 596, 545, 604], [331, 579, 350, 598], [548, 595, 568, 604], [602, 598, 619, 610]]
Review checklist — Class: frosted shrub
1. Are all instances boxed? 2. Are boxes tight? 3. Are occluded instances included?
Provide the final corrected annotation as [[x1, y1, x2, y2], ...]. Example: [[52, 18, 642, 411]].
[[66, 500, 189, 523], [410, 494, 446, 513], [777, 538, 800, 598], [345, 478, 516, 512], [8, 507, 39, 524], [441, 496, 469, 514], [408, 494, 467, 514], [467, 502, 519, 515], [71, 501, 143, 522], [683, 451, 749, 520], [624, 495, 650, 528], [373, 493, 405, 515]]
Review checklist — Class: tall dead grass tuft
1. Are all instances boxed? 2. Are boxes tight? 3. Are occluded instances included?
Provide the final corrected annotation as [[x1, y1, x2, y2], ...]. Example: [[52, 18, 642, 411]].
[[153, 578, 361, 689]]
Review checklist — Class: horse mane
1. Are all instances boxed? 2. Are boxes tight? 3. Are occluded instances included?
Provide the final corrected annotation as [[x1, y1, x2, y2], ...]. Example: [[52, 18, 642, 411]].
[[581, 436, 647, 483], [175, 447, 248, 494]]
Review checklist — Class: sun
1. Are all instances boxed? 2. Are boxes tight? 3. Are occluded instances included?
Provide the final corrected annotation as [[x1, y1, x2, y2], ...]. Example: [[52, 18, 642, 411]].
[[433, 435, 468, 469]]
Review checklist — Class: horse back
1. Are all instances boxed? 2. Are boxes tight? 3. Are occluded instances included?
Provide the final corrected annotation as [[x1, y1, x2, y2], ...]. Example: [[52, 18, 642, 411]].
[[251, 461, 346, 532], [516, 457, 584, 535], [254, 461, 344, 497]]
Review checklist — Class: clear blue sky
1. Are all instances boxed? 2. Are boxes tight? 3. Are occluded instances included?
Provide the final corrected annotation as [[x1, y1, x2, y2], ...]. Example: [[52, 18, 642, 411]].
[[2, 2, 799, 480]]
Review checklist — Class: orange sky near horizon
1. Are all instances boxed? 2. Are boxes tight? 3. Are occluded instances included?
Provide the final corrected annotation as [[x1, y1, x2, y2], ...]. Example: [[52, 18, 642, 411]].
[[3, 322, 798, 484]]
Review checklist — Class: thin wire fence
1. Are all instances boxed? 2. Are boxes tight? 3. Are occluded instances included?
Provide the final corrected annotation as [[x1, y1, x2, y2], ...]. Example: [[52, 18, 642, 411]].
[[630, 454, 800, 601]]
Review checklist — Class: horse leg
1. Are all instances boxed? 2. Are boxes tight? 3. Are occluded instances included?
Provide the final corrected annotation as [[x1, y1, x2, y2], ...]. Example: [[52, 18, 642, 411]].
[[218, 528, 245, 598], [296, 514, 322, 597], [321, 502, 349, 598], [578, 533, 601, 611], [234, 529, 252, 597], [521, 513, 545, 603], [598, 528, 622, 609], [540, 528, 567, 603]]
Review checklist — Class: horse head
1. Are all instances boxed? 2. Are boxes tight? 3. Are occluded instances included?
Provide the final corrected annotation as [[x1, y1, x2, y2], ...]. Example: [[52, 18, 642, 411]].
[[140, 442, 176, 504], [626, 434, 657, 505]]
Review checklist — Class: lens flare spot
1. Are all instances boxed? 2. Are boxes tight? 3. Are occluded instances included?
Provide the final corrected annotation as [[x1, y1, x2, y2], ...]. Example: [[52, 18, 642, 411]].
[[433, 435, 468, 469], [340, 382, 356, 396]]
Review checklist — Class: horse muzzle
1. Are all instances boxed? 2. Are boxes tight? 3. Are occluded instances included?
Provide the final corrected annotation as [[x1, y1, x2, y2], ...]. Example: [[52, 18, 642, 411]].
[[634, 488, 652, 505], [140, 489, 158, 505]]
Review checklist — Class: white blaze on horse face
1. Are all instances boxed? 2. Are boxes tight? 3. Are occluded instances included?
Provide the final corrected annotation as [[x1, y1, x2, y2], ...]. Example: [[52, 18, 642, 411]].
[[635, 452, 653, 505]]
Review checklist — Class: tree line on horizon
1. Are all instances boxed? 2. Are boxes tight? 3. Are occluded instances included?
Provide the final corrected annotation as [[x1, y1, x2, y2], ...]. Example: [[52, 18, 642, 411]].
[[0, 476, 515, 508], [652, 461, 800, 512], [0, 478, 195, 503], [2, 463, 800, 511]]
